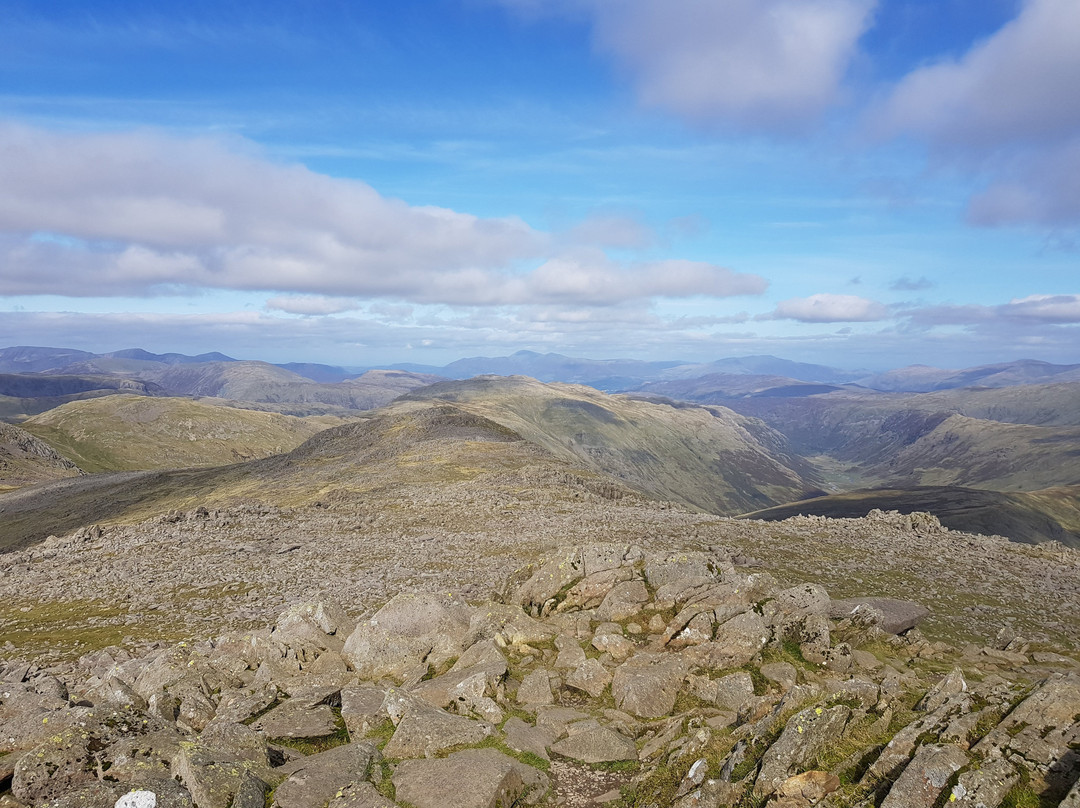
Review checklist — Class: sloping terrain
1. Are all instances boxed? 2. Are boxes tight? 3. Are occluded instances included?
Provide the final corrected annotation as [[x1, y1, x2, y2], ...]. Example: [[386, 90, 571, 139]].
[[0, 422, 81, 492], [399, 376, 818, 514], [21, 394, 351, 473], [857, 358, 1080, 392], [741, 485, 1080, 547], [0, 373, 165, 421]]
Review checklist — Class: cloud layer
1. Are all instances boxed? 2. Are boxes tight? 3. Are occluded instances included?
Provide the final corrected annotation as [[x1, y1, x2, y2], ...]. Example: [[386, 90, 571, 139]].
[[0, 123, 766, 305]]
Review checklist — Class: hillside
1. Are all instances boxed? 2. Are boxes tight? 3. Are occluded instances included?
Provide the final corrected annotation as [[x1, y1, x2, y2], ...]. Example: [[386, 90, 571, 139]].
[[0, 373, 166, 421], [741, 485, 1080, 547], [0, 422, 81, 492], [398, 375, 818, 514], [20, 394, 352, 473]]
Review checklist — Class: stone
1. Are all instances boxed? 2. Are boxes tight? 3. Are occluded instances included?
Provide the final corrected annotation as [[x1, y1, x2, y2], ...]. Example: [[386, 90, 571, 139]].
[[554, 635, 587, 670], [515, 550, 585, 616], [0, 681, 77, 754], [326, 783, 397, 808], [828, 598, 929, 635], [774, 584, 830, 616], [592, 631, 635, 662], [879, 744, 967, 808], [550, 725, 637, 764], [754, 705, 851, 795], [644, 552, 716, 589], [953, 758, 1019, 807], [685, 611, 771, 670], [341, 685, 389, 736], [557, 568, 632, 612], [342, 592, 473, 682], [566, 658, 612, 698], [596, 580, 650, 621], [776, 770, 841, 803], [917, 668, 967, 712], [271, 741, 381, 808], [534, 705, 590, 737], [272, 600, 355, 654], [760, 662, 797, 692], [250, 698, 339, 740], [503, 716, 555, 761], [713, 671, 756, 712], [466, 603, 556, 647], [612, 653, 689, 718], [516, 669, 554, 706], [215, 684, 279, 724], [392, 748, 545, 808], [383, 700, 494, 759]]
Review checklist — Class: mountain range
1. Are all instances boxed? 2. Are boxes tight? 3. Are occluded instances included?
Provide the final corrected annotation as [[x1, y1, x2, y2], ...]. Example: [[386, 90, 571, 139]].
[[1, 345, 1078, 548]]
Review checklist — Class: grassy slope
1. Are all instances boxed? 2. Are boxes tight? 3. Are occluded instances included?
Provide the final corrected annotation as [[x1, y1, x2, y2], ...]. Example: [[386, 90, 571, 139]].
[[21, 394, 352, 473], [398, 376, 818, 514]]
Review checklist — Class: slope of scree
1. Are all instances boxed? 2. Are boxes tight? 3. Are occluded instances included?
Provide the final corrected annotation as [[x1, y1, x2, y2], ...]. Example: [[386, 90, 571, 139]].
[[1, 541, 1077, 808], [0, 422, 82, 492]]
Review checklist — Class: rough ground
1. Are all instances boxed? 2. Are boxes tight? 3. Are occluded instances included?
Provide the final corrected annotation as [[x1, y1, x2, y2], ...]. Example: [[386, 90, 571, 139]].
[[1, 541, 1077, 808]]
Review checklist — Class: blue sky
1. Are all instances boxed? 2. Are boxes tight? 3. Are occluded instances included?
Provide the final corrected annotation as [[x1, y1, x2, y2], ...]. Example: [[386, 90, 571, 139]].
[[0, 0, 1077, 370]]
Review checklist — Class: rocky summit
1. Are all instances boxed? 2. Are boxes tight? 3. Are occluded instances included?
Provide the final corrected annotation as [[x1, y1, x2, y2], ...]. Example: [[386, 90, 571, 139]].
[[1, 541, 1078, 808]]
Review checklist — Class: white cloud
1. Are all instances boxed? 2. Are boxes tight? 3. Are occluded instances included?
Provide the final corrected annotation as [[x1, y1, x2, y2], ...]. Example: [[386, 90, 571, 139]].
[[874, 0, 1080, 148], [766, 293, 889, 322], [872, 0, 1080, 228], [265, 296, 362, 316], [0, 122, 768, 305], [494, 0, 876, 131], [904, 294, 1080, 326], [1002, 294, 1080, 323]]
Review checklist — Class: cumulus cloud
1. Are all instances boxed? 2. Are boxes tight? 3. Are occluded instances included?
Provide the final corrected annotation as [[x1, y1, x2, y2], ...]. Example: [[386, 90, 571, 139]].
[[0, 123, 767, 305], [872, 0, 1080, 228], [874, 0, 1080, 148], [765, 293, 889, 322], [494, 0, 875, 131]]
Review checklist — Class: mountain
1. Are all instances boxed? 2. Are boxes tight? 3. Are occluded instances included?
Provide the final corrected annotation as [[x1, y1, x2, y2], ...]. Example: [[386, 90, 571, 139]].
[[105, 348, 236, 364], [0, 346, 96, 373], [397, 375, 818, 514], [21, 394, 351, 473], [657, 354, 865, 383], [0, 374, 166, 421], [634, 372, 851, 401], [0, 422, 81, 491], [858, 359, 1080, 392]]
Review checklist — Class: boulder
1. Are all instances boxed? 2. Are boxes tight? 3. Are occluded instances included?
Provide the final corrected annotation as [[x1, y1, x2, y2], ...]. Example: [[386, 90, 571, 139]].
[[612, 653, 689, 718], [596, 580, 650, 621], [270, 741, 381, 808], [326, 783, 397, 808], [503, 716, 555, 761], [383, 699, 494, 759], [343, 592, 473, 682], [171, 722, 273, 808], [466, 603, 555, 647], [953, 758, 1019, 807], [341, 685, 390, 736], [774, 584, 830, 616], [916, 668, 967, 713], [272, 600, 355, 654], [566, 658, 612, 698], [828, 598, 929, 635], [754, 705, 851, 795], [879, 744, 967, 808], [685, 611, 770, 670], [251, 698, 340, 740], [516, 669, 554, 706], [514, 549, 585, 616], [776, 770, 840, 804], [392, 748, 545, 808], [550, 725, 637, 764]]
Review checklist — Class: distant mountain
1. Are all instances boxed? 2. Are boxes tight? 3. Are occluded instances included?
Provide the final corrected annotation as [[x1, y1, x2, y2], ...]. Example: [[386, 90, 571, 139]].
[[657, 355, 865, 383], [0, 346, 96, 373], [105, 348, 236, 364], [857, 359, 1080, 392], [0, 374, 166, 420], [274, 362, 354, 383], [633, 373, 850, 401]]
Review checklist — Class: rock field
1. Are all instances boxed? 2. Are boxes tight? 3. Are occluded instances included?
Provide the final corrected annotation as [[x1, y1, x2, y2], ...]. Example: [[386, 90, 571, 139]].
[[1, 540, 1079, 807]]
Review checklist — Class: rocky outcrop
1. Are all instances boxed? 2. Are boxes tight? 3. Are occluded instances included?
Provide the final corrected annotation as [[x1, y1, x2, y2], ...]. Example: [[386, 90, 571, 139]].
[[0, 542, 1078, 808]]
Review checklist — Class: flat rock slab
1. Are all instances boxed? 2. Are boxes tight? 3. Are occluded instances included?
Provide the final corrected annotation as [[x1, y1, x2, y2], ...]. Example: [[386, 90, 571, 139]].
[[829, 598, 929, 635], [251, 700, 339, 740], [326, 782, 397, 808], [880, 743, 968, 808], [392, 748, 544, 808], [271, 741, 380, 808], [504, 716, 555, 761], [550, 725, 637, 764], [383, 703, 493, 759], [611, 653, 688, 718]]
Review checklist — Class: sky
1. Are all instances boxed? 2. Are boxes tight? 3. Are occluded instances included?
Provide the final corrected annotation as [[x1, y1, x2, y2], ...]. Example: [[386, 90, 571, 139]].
[[0, 0, 1078, 371]]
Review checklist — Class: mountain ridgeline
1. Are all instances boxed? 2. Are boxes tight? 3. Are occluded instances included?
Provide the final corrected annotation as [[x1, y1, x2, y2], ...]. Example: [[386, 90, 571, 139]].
[[0, 345, 1078, 548]]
